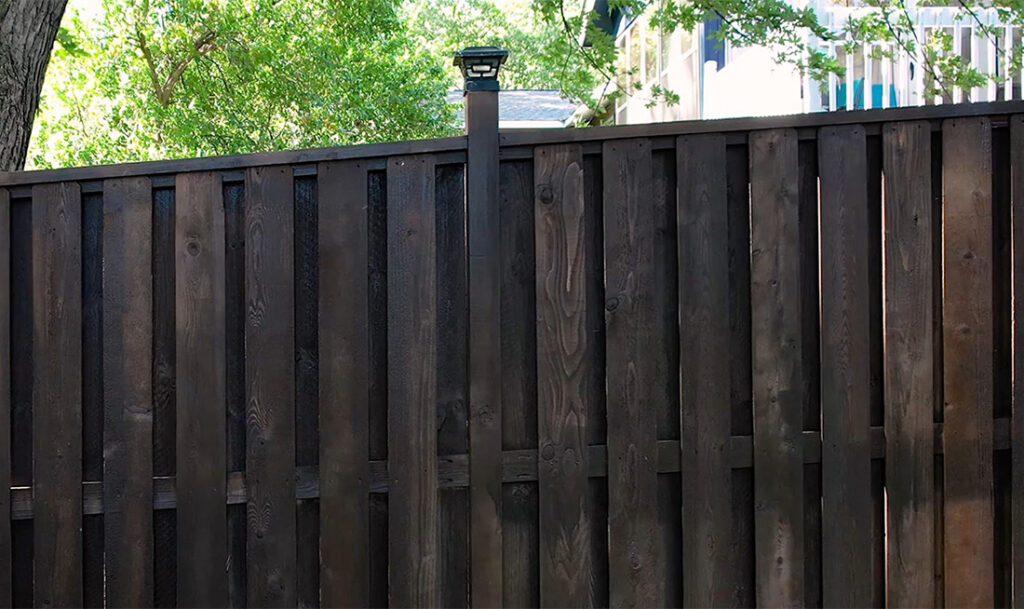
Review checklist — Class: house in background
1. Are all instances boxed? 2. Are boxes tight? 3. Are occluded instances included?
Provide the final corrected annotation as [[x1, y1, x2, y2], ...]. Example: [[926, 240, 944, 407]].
[[448, 89, 577, 129], [583, 0, 1024, 125]]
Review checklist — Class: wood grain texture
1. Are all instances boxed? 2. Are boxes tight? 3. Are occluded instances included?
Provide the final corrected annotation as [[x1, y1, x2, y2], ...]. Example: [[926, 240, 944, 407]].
[[31, 182, 83, 608], [882, 121, 935, 608], [602, 138, 660, 608], [677, 134, 733, 608], [319, 160, 371, 607], [817, 125, 873, 608], [466, 89, 504, 609], [102, 177, 155, 607], [245, 166, 297, 606], [748, 129, 804, 608], [0, 188, 9, 608], [498, 159, 540, 608], [1013, 114, 1024, 609], [534, 144, 591, 608], [175, 171, 228, 608], [387, 155, 439, 608], [941, 117, 995, 608]]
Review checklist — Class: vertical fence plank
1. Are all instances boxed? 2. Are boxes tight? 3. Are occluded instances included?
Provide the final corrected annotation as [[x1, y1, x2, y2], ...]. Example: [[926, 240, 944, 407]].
[[535, 144, 591, 608], [883, 121, 935, 608], [499, 159, 540, 609], [294, 174, 320, 608], [81, 189, 104, 609], [103, 177, 155, 607], [152, 184, 177, 608], [942, 117, 995, 608], [387, 155, 439, 608], [175, 172, 228, 607], [245, 166, 297, 606], [1013, 114, 1024, 609], [318, 160, 370, 607], [677, 133, 733, 608], [602, 138, 659, 608], [817, 125, 873, 607], [224, 178, 247, 609], [0, 187, 9, 608], [748, 129, 804, 608], [0, 188, 7, 596], [31, 182, 82, 608], [436, 163, 469, 609]]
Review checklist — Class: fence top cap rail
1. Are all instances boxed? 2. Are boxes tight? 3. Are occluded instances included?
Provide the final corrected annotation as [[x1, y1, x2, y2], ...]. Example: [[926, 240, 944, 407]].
[[0, 134, 469, 187], [499, 100, 1024, 147]]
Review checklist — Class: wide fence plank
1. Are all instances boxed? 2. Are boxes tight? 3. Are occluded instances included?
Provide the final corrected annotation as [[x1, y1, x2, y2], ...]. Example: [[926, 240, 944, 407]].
[[498, 159, 540, 609], [387, 155, 439, 608], [102, 177, 155, 608], [748, 129, 804, 608], [245, 166, 297, 606], [882, 121, 935, 608], [319, 160, 371, 607], [602, 138, 660, 608], [0, 187, 9, 608], [677, 133, 733, 608], [175, 172, 228, 607], [817, 125, 873, 607], [1013, 114, 1024, 609], [535, 144, 591, 608], [942, 117, 995, 608], [31, 182, 83, 608]]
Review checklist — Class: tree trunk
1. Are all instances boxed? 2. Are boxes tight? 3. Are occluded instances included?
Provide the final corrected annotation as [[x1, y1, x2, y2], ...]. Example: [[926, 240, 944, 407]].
[[0, 0, 68, 171]]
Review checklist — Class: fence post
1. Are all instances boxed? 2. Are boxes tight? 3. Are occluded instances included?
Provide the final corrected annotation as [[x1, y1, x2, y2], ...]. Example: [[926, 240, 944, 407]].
[[455, 45, 506, 608]]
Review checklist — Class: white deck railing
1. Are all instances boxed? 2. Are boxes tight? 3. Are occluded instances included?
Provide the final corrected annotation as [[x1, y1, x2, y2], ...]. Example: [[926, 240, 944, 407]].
[[808, 4, 1020, 112]]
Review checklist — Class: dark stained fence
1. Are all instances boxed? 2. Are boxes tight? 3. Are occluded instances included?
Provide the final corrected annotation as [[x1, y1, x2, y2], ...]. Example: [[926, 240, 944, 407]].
[[0, 101, 1023, 607]]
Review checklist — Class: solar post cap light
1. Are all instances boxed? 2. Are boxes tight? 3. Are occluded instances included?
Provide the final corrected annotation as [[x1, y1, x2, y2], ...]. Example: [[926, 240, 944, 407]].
[[453, 46, 509, 91]]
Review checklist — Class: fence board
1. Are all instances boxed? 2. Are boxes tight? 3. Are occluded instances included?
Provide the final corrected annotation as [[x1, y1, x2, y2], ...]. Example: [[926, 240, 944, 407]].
[[677, 133, 733, 608], [102, 177, 154, 607], [31, 182, 83, 608], [152, 186, 177, 608], [499, 159, 540, 608], [817, 125, 873, 607], [175, 172, 228, 607], [0, 188, 8, 607], [387, 155, 439, 608], [748, 129, 804, 608], [319, 160, 370, 607], [81, 190, 104, 609], [1013, 114, 1024, 609], [436, 163, 469, 609], [601, 138, 660, 607], [535, 144, 592, 608], [244, 166, 297, 606], [941, 117, 995, 608], [294, 174, 320, 609], [882, 121, 935, 608]]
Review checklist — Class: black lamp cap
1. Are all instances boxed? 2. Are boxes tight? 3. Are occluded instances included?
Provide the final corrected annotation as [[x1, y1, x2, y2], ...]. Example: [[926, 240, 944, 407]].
[[453, 46, 509, 91]]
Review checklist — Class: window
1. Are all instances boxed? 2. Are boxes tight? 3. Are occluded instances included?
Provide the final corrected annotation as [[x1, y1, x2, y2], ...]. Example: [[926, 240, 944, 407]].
[[645, 22, 658, 83]]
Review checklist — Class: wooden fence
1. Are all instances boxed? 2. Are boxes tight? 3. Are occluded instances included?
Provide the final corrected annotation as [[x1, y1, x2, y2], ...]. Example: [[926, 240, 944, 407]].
[[0, 100, 1022, 607]]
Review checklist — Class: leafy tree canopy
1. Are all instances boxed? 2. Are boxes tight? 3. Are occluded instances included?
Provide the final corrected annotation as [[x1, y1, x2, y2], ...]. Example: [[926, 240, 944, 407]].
[[29, 0, 457, 168]]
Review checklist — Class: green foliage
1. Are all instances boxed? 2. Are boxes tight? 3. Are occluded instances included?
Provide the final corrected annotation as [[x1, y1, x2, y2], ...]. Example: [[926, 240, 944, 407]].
[[29, 0, 457, 169], [535, 0, 1024, 111]]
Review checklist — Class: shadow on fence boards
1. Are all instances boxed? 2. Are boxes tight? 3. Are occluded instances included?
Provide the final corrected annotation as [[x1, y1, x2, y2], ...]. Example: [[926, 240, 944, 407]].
[[0, 97, 1023, 608]]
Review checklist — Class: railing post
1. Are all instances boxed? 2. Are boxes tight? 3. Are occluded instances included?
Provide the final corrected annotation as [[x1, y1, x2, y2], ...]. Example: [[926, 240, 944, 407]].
[[455, 45, 506, 608]]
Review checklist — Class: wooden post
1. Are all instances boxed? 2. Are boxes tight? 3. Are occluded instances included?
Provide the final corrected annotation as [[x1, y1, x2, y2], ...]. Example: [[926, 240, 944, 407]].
[[461, 46, 504, 608]]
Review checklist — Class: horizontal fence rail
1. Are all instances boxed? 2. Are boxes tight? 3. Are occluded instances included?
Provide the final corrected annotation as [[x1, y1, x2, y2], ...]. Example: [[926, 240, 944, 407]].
[[1, 100, 1023, 607]]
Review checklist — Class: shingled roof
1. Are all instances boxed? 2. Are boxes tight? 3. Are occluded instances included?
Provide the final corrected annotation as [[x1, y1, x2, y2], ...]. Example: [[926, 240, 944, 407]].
[[448, 89, 577, 128]]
